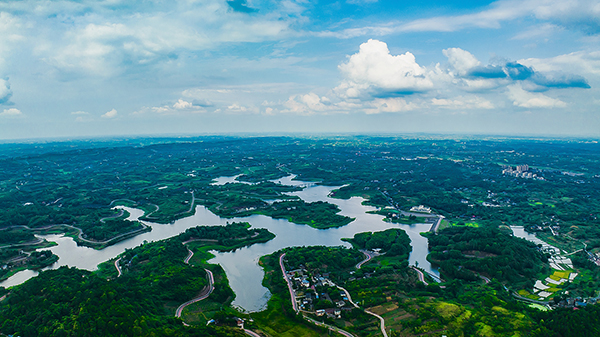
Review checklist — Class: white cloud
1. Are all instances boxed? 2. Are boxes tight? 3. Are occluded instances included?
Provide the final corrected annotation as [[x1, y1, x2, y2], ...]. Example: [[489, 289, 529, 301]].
[[0, 78, 11, 104], [71, 111, 89, 115], [0, 12, 23, 69], [227, 103, 248, 112], [519, 51, 600, 76], [102, 108, 118, 118], [23, 0, 301, 77], [317, 0, 600, 38], [507, 84, 566, 108], [336, 39, 433, 97], [364, 98, 417, 114], [443, 48, 481, 76], [173, 99, 193, 109], [347, 0, 378, 4], [460, 78, 504, 91], [431, 96, 495, 109], [283, 93, 334, 115], [281, 41, 587, 116], [511, 23, 561, 40], [0, 108, 22, 117]]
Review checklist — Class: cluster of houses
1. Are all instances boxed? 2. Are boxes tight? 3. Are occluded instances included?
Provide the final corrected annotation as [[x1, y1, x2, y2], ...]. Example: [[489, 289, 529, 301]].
[[553, 295, 600, 309], [501, 164, 545, 180], [1, 250, 29, 271], [286, 268, 352, 319], [410, 205, 431, 213]]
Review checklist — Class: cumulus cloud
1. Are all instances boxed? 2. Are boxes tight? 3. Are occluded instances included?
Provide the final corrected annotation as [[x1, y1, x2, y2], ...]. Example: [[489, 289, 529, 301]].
[[507, 84, 566, 108], [0, 108, 22, 117], [173, 99, 193, 109], [134, 99, 208, 115], [277, 40, 589, 116], [227, 103, 249, 112], [283, 93, 335, 115], [102, 108, 118, 118], [71, 111, 89, 115], [443, 48, 481, 76], [0, 78, 12, 104], [444, 52, 592, 91], [336, 39, 433, 98], [519, 51, 600, 76]]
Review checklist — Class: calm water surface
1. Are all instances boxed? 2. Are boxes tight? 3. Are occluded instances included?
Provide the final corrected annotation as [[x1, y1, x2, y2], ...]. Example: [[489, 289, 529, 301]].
[[1, 176, 438, 312]]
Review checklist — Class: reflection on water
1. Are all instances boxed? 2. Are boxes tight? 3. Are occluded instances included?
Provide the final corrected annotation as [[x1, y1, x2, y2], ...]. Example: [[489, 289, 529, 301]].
[[0, 175, 439, 313]]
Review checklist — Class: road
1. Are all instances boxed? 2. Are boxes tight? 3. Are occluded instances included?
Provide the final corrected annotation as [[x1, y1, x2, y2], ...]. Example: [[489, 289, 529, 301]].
[[114, 257, 122, 277], [411, 266, 428, 286], [175, 268, 214, 318], [337, 285, 387, 337], [304, 316, 356, 337], [512, 292, 550, 306], [479, 275, 491, 284], [429, 216, 444, 234], [364, 309, 388, 337], [178, 242, 263, 336], [0, 222, 149, 247], [356, 250, 374, 269], [280, 253, 356, 336], [244, 329, 262, 337], [279, 253, 298, 312], [99, 209, 125, 223], [184, 248, 194, 264]]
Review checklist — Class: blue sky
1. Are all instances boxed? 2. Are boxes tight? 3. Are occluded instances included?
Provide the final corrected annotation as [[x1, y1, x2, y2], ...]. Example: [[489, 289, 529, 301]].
[[0, 0, 599, 139]]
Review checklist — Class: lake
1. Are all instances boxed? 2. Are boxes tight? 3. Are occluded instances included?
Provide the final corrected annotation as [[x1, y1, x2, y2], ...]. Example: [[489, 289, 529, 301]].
[[0, 175, 438, 312]]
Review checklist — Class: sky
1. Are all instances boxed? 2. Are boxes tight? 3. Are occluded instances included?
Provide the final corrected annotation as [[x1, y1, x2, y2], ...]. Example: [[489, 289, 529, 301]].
[[0, 0, 599, 140]]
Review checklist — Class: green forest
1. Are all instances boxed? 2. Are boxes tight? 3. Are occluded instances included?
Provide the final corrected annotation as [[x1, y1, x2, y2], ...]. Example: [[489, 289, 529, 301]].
[[428, 227, 550, 289], [344, 228, 412, 258], [1, 136, 600, 336], [0, 223, 275, 337]]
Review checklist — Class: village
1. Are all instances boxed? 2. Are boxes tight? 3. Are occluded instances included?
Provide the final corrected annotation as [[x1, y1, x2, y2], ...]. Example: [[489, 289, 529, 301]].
[[285, 267, 354, 319]]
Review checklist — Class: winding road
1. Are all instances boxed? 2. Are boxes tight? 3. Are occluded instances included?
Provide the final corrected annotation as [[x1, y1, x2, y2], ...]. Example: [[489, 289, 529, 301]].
[[304, 316, 356, 337], [337, 285, 387, 337], [184, 248, 194, 264], [176, 243, 216, 319], [411, 266, 429, 286], [175, 268, 215, 318], [279, 253, 299, 312], [99, 209, 125, 223], [0, 220, 149, 248], [356, 250, 374, 269], [364, 310, 388, 337], [244, 329, 262, 337], [114, 257, 122, 277], [280, 253, 356, 336]]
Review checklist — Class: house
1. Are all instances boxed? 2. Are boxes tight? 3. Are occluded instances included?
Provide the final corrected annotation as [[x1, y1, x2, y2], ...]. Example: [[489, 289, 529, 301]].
[[410, 205, 431, 213]]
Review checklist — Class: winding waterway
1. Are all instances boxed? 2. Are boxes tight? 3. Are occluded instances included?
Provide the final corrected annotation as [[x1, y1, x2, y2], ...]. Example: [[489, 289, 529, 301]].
[[1, 175, 439, 312]]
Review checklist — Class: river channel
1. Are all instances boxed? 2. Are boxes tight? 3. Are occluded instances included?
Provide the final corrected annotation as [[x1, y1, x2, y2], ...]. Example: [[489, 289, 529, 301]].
[[1, 175, 439, 312]]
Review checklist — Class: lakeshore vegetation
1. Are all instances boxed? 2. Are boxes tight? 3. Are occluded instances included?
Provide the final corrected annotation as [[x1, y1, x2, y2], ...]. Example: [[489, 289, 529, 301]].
[[0, 136, 600, 336]]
